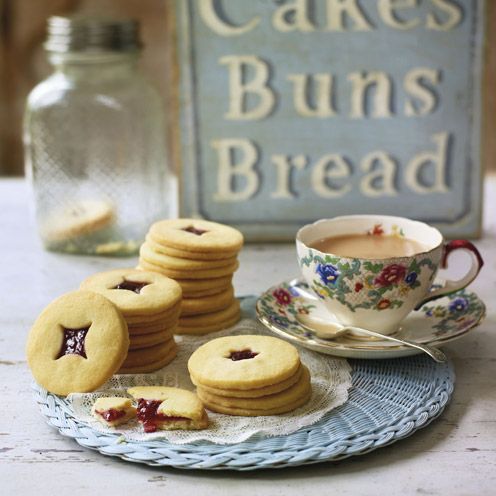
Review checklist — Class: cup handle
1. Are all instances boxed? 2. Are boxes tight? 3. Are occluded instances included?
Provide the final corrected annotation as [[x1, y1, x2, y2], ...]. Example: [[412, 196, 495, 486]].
[[414, 240, 484, 310]]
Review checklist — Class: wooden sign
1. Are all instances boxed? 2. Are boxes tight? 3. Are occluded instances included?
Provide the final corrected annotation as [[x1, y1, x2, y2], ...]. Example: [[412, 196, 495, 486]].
[[171, 0, 486, 240]]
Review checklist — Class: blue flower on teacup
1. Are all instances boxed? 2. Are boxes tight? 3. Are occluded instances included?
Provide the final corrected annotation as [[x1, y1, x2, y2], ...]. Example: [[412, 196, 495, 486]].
[[449, 297, 469, 313], [405, 272, 417, 286], [316, 263, 340, 286]]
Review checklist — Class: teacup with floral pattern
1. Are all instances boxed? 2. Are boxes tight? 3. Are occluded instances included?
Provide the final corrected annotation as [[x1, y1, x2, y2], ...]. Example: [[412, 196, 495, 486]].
[[296, 215, 483, 335]]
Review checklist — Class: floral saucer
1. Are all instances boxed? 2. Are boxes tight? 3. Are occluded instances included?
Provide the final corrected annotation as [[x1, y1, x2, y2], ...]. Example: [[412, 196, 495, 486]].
[[256, 279, 486, 359]]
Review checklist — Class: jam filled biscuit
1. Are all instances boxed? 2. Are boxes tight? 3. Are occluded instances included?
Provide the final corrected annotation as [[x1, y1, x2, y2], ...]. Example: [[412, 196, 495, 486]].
[[198, 389, 312, 417], [189, 336, 312, 416], [140, 243, 237, 270], [191, 364, 304, 398], [79, 270, 181, 373], [124, 302, 181, 327], [174, 276, 233, 298], [26, 290, 129, 396], [138, 258, 239, 280], [118, 349, 177, 374], [197, 366, 311, 411], [128, 386, 209, 432], [80, 269, 182, 317], [188, 335, 301, 390], [139, 218, 242, 334], [176, 313, 241, 336], [148, 218, 243, 253], [91, 397, 136, 426], [121, 338, 176, 369], [127, 319, 179, 335], [176, 300, 241, 335], [41, 199, 114, 243], [180, 287, 234, 316], [128, 327, 175, 350], [146, 234, 238, 260]]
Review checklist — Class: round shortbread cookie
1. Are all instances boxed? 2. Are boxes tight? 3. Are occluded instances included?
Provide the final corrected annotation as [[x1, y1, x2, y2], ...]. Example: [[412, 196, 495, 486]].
[[121, 338, 176, 368], [41, 199, 114, 243], [175, 313, 241, 335], [124, 301, 181, 326], [118, 347, 177, 374], [178, 299, 240, 328], [175, 312, 241, 335], [146, 234, 238, 260], [181, 287, 234, 316], [128, 386, 209, 430], [149, 218, 243, 253], [80, 269, 182, 317], [26, 290, 129, 396], [140, 242, 237, 270], [182, 285, 232, 298], [128, 386, 205, 421], [200, 389, 312, 417], [191, 364, 304, 398], [129, 328, 175, 350], [91, 397, 136, 427], [187, 335, 301, 390], [176, 275, 233, 295], [128, 320, 179, 335], [197, 366, 311, 410], [138, 259, 239, 280]]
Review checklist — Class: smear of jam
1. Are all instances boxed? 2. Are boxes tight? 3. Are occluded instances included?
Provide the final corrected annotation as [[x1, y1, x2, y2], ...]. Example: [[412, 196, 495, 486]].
[[113, 280, 149, 294], [136, 399, 188, 433], [57, 327, 89, 359], [182, 225, 208, 236], [229, 349, 259, 361], [96, 408, 126, 422]]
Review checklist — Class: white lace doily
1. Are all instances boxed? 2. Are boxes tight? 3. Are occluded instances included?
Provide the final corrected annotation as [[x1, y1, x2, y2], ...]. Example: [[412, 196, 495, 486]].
[[68, 318, 352, 444]]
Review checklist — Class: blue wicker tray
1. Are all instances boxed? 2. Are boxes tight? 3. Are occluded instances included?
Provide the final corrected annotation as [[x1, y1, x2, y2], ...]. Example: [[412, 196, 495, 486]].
[[33, 298, 455, 471]]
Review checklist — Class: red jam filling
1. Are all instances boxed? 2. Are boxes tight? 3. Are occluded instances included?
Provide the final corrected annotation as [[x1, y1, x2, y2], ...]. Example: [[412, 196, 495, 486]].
[[96, 408, 126, 422], [113, 280, 149, 294], [182, 225, 208, 236], [229, 349, 259, 361], [136, 399, 189, 433], [57, 327, 89, 359]]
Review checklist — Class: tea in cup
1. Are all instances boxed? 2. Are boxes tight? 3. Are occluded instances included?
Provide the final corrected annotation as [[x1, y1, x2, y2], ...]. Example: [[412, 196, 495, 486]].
[[296, 215, 483, 335]]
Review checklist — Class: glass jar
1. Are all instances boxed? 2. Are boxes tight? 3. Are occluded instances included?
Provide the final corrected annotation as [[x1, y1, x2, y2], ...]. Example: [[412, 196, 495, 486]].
[[24, 17, 174, 255]]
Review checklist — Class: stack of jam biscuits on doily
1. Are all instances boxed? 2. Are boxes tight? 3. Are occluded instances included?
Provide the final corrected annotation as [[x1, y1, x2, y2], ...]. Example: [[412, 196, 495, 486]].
[[26, 290, 130, 395], [137, 218, 244, 335], [80, 268, 182, 373], [188, 335, 312, 416], [127, 386, 209, 432]]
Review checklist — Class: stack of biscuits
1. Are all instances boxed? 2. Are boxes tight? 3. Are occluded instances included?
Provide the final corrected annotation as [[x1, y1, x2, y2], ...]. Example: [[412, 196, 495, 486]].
[[188, 335, 312, 416], [137, 218, 244, 335], [80, 268, 182, 373]]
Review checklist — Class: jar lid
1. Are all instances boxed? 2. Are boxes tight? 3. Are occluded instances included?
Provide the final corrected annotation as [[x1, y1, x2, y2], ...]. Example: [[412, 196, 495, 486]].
[[45, 16, 142, 53]]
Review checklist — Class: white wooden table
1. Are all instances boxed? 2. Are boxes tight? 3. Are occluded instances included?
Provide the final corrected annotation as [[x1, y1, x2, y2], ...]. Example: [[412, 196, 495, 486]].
[[1, 177, 495, 495]]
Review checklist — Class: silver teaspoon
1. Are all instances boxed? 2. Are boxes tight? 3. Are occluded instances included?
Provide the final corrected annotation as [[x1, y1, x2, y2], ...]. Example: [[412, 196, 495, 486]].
[[296, 315, 447, 363]]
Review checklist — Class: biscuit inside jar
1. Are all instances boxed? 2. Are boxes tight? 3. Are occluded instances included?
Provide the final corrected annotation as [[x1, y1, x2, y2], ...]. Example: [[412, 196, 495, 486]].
[[57, 326, 90, 359], [112, 280, 149, 294], [181, 225, 208, 236], [226, 349, 259, 361]]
